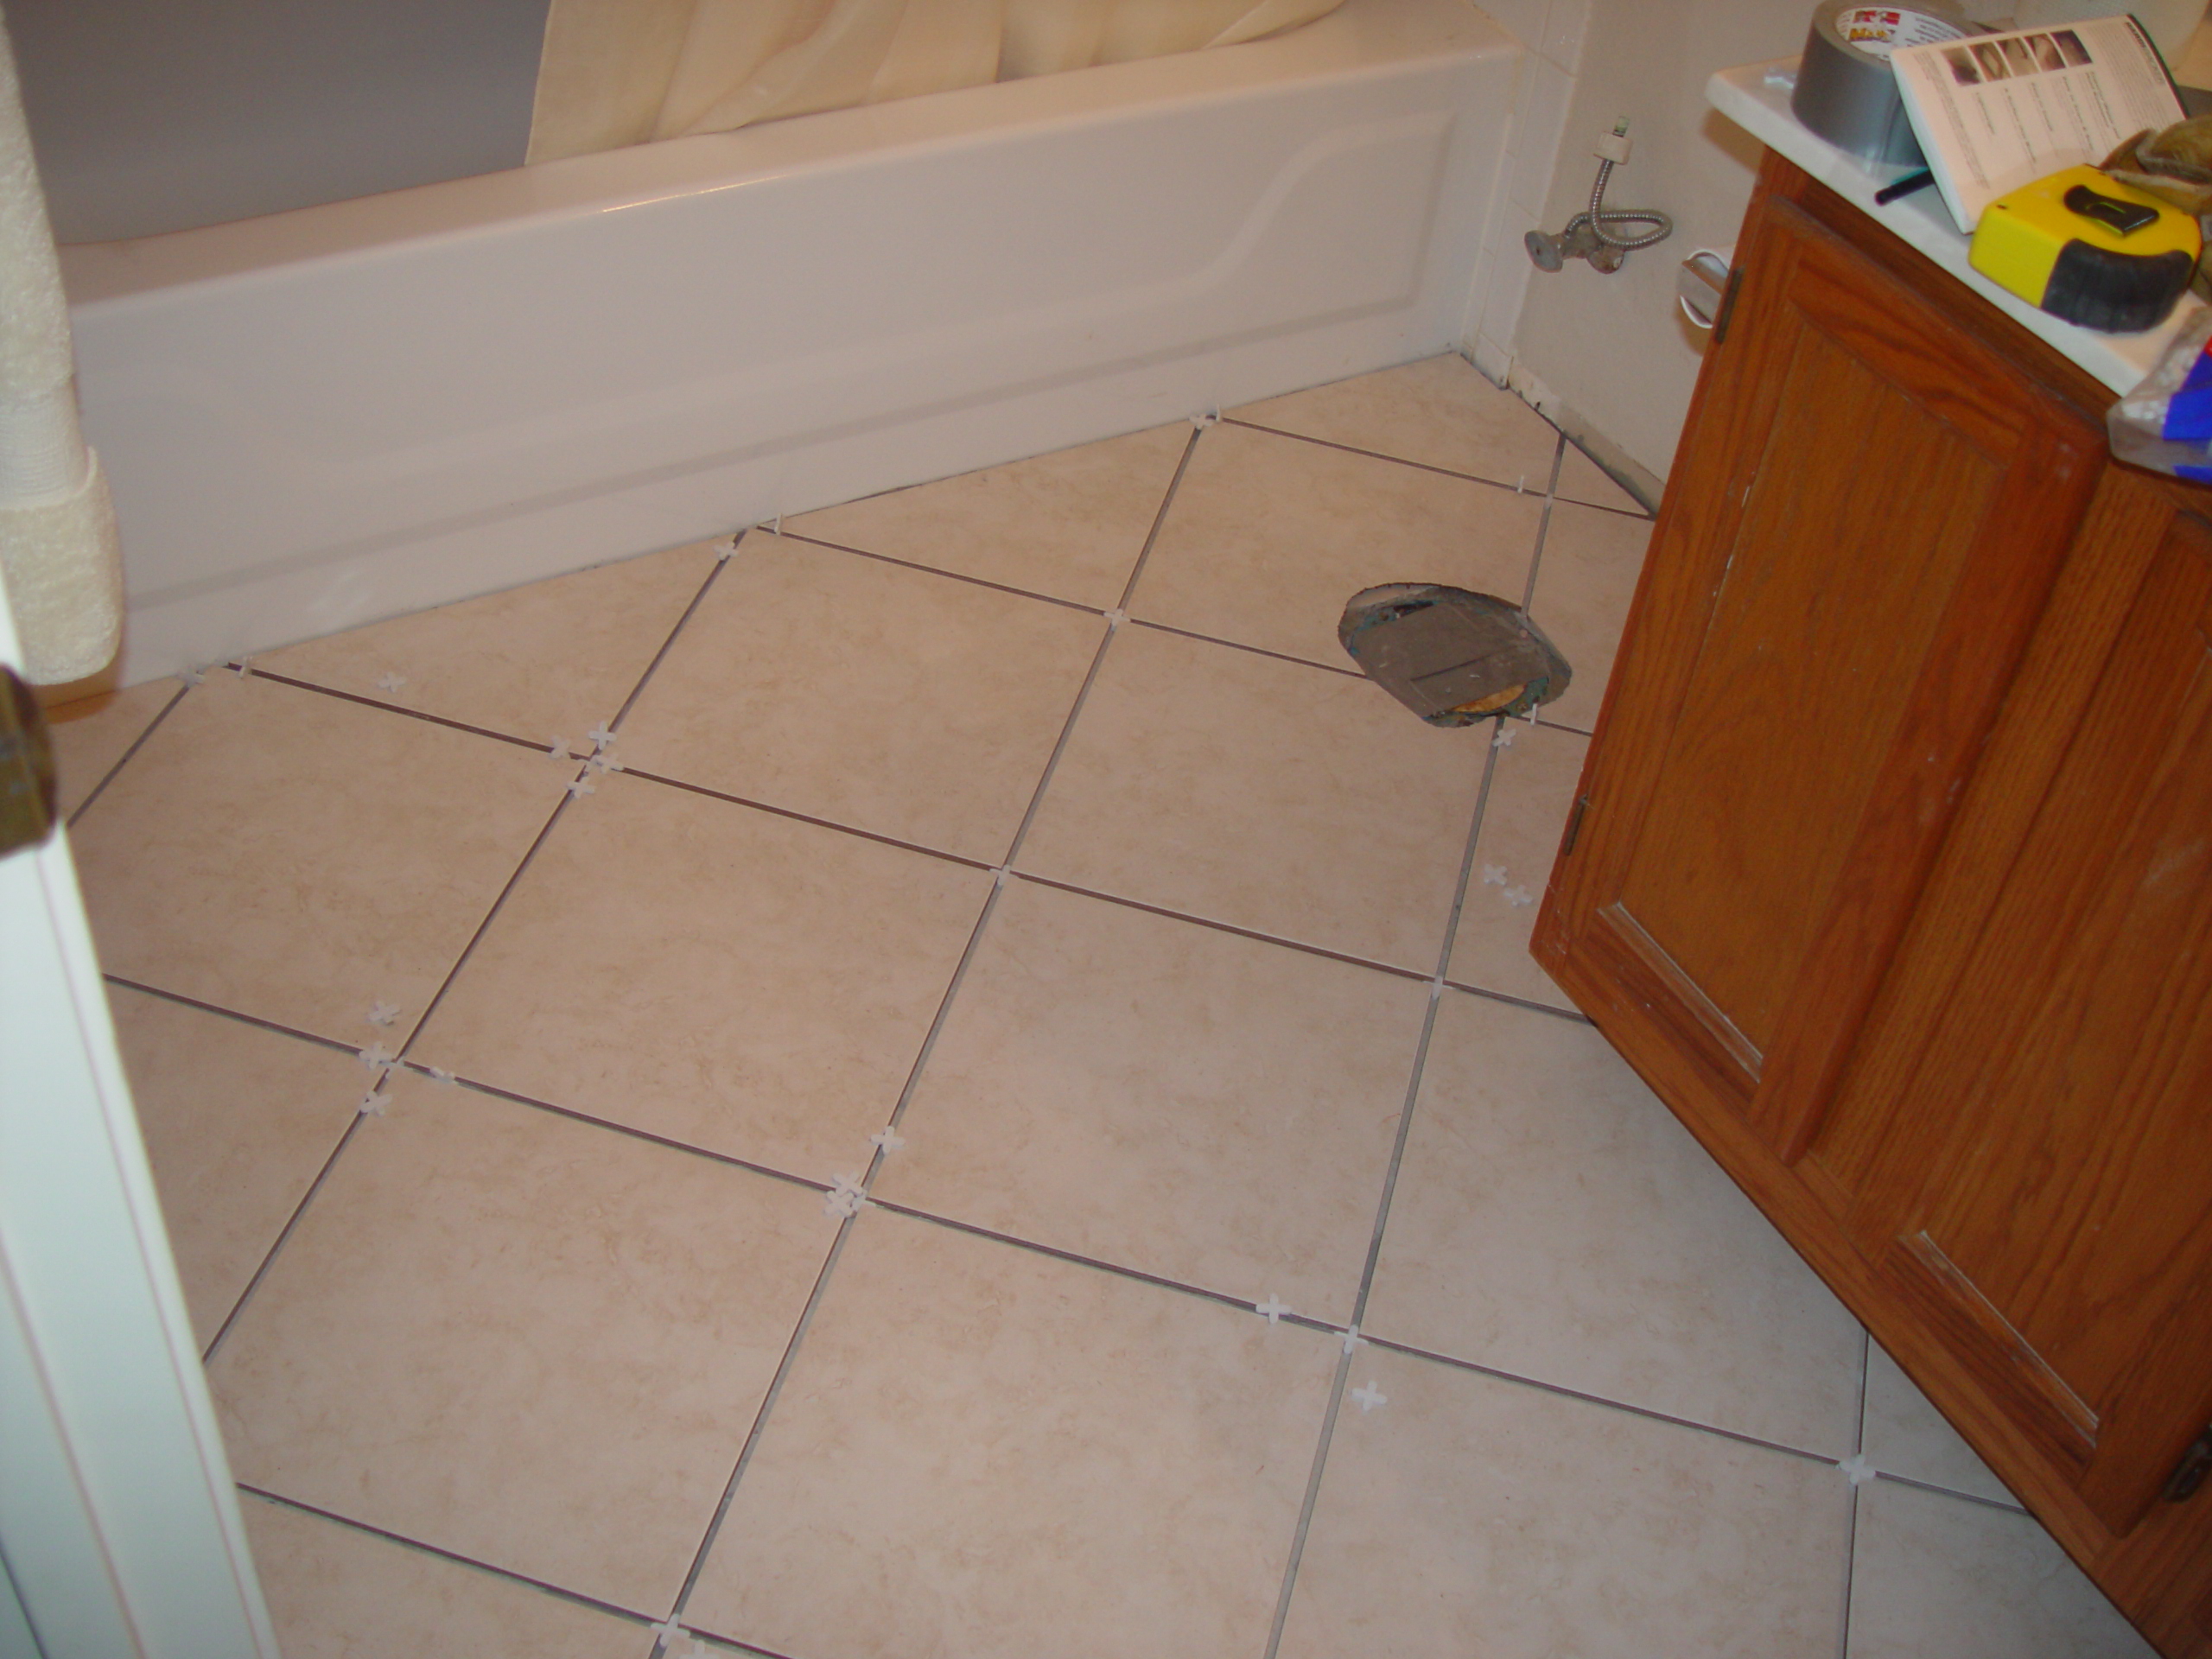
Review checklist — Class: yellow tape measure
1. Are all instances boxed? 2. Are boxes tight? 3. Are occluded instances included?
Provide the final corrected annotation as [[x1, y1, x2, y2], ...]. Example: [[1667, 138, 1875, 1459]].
[[1968, 164, 2199, 333]]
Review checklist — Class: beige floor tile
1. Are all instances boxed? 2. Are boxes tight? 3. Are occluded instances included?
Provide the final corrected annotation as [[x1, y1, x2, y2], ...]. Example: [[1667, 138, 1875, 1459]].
[[1861, 1344, 2019, 1508], [1527, 498, 1652, 729], [617, 537, 1103, 861], [241, 1496, 653, 1659], [1363, 991, 1865, 1453], [685, 1207, 1337, 1659], [257, 542, 719, 747], [71, 674, 570, 1046], [1556, 440, 1650, 514], [1130, 422, 1544, 670], [47, 678, 183, 818], [210, 1075, 831, 1614], [1227, 353, 1562, 492], [1846, 1479, 2153, 1659], [1448, 721, 1586, 1010], [787, 424, 1189, 609], [1015, 625, 1482, 972], [875, 878, 1427, 1322], [412, 772, 990, 1176], [1277, 1346, 1853, 1659], [110, 986, 365, 1348]]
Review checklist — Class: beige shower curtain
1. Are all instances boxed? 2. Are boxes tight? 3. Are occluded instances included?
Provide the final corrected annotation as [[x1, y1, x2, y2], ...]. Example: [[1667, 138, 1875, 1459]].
[[527, 0, 1348, 163]]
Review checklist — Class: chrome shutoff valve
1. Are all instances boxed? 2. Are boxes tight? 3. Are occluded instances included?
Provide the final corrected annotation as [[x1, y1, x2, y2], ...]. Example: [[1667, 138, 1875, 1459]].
[[1525, 119, 1672, 276]]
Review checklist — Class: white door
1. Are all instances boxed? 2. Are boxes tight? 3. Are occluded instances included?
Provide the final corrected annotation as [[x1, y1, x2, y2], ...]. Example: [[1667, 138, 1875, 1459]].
[[0, 577, 276, 1657]]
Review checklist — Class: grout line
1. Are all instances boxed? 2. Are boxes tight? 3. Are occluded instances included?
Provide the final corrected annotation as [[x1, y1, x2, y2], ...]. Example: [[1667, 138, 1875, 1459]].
[[995, 628, 1116, 868], [231, 669, 551, 756], [1007, 873, 1433, 984], [1548, 431, 1659, 522], [64, 680, 190, 828], [1122, 617, 1364, 679], [1358, 1331, 1854, 1468], [1838, 1327, 1870, 1659], [1519, 433, 1567, 615], [878, 882, 1004, 1135], [99, 976, 364, 1057], [1434, 979, 1594, 1024], [981, 423, 1198, 873], [1262, 1346, 1357, 1659], [864, 1199, 1267, 1318], [200, 1112, 369, 1363], [393, 784, 583, 1058], [1222, 416, 1559, 503], [607, 541, 734, 728], [1866, 1470, 2028, 1514], [620, 767, 996, 872], [1262, 739, 1495, 1659], [777, 531, 1102, 616], [657, 1211, 863, 1649], [399, 550, 731, 1057], [1114, 424, 1202, 613], [390, 1065, 833, 1197], [235, 1485, 658, 1625], [1350, 738, 1497, 1325]]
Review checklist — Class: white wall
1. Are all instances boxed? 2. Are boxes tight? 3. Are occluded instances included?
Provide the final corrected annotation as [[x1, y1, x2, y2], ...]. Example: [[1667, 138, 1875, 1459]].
[[1473, 0, 2060, 486], [10, 0, 548, 243]]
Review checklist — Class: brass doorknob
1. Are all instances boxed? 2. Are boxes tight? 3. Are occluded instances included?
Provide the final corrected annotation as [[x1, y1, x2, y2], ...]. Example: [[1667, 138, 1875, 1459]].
[[0, 667, 58, 857]]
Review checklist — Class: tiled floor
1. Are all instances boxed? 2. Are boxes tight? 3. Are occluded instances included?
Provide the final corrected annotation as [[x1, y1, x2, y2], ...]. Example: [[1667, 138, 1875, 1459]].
[[50, 354, 2154, 1658]]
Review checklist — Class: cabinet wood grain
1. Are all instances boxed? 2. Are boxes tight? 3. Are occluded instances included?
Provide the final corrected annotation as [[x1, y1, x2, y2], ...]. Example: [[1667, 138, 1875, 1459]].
[[1535, 150, 2212, 1656]]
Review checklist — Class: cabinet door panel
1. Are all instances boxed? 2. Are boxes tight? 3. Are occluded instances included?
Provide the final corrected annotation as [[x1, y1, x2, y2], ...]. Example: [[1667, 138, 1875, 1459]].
[[1541, 176, 2102, 1161], [1860, 514, 2212, 1535], [1614, 320, 1999, 1059]]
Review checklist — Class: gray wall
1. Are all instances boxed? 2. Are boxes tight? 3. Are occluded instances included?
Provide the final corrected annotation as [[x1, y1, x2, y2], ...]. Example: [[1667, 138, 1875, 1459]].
[[10, 0, 550, 244]]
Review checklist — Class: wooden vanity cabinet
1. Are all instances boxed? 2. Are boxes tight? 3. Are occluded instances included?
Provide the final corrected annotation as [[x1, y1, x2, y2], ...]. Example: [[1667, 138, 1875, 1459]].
[[1534, 149, 2212, 1656]]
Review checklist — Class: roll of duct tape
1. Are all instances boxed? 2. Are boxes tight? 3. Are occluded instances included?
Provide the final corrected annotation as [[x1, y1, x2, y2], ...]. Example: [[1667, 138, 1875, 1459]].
[[1792, 3, 1974, 168]]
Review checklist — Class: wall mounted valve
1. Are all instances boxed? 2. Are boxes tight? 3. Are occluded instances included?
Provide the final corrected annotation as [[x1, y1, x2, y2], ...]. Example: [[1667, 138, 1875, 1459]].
[[1525, 120, 1673, 276]]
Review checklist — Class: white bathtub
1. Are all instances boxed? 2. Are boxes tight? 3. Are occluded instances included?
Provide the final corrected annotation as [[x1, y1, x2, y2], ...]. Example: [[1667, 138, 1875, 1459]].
[[61, 0, 1518, 683]]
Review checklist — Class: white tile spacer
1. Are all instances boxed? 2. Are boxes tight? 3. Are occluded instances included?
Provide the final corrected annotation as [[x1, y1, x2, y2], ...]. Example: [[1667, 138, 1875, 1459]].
[[1837, 1453, 1877, 1487], [565, 778, 596, 800], [587, 724, 617, 752], [868, 1127, 906, 1154], [1351, 1379, 1389, 1412], [1103, 607, 1127, 626], [231, 659, 253, 677], [716, 532, 741, 561], [1516, 474, 1527, 494], [1491, 724, 1514, 750], [1255, 1294, 1292, 1327], [358, 1041, 396, 1070], [375, 672, 405, 693], [357, 1090, 391, 1116], [650, 1615, 688, 1650], [548, 736, 569, 760], [1191, 408, 1221, 429], [1341, 1324, 1365, 1356], [177, 665, 207, 687], [424, 1065, 458, 1085], [1503, 885, 1535, 908], [823, 1173, 868, 1219], [993, 867, 1010, 889], [1480, 863, 1508, 887], [366, 1001, 401, 1027], [760, 513, 782, 537], [1524, 704, 1540, 723], [588, 750, 626, 773]]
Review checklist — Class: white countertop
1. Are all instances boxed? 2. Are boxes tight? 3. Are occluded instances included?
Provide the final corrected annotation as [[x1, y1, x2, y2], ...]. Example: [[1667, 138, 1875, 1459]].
[[1707, 59, 2203, 397]]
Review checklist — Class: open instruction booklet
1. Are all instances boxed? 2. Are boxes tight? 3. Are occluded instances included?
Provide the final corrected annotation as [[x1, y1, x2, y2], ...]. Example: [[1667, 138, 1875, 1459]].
[[1891, 14, 2183, 232]]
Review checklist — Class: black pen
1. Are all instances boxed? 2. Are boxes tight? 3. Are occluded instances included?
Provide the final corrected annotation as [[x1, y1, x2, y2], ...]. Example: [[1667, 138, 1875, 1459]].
[[1874, 168, 1936, 205]]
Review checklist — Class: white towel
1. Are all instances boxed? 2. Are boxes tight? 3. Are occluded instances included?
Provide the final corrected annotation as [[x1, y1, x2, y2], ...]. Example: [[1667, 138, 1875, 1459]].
[[0, 3, 121, 684]]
